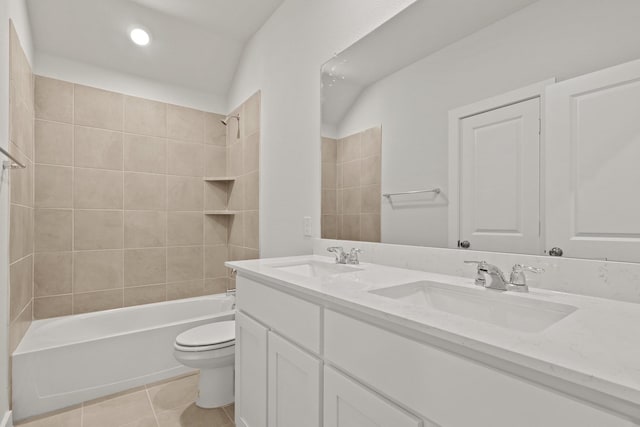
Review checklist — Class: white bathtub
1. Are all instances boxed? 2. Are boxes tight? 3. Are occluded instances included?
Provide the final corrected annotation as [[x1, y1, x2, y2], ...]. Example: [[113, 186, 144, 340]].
[[12, 294, 234, 421]]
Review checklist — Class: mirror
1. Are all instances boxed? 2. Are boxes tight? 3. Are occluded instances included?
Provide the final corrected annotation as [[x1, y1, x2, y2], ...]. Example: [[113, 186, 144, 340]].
[[320, 0, 640, 262]]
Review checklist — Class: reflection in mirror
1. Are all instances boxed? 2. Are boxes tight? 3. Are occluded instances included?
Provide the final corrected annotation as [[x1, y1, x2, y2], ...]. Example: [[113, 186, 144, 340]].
[[321, 128, 381, 242], [320, 0, 640, 262]]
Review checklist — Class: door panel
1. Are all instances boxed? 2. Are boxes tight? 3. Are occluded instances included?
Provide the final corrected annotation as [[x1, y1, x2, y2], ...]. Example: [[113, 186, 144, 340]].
[[236, 312, 268, 427], [546, 58, 640, 261], [459, 98, 541, 254], [324, 366, 425, 427], [268, 332, 321, 427]]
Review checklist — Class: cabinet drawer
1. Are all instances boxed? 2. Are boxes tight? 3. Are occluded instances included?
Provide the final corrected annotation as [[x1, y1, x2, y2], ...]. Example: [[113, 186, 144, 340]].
[[324, 310, 633, 427], [237, 276, 321, 353], [324, 366, 424, 427]]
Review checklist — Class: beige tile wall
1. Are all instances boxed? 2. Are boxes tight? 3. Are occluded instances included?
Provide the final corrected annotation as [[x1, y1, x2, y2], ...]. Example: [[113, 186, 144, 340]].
[[32, 76, 237, 318], [226, 92, 260, 278], [321, 127, 381, 242], [8, 21, 34, 355]]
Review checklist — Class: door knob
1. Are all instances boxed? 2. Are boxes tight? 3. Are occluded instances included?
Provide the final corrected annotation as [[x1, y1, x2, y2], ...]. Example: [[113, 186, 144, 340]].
[[548, 247, 563, 257], [460, 240, 471, 249]]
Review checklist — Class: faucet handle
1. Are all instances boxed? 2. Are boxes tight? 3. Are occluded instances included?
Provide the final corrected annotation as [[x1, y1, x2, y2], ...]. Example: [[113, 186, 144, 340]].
[[327, 246, 346, 263], [347, 248, 363, 265], [508, 264, 544, 292]]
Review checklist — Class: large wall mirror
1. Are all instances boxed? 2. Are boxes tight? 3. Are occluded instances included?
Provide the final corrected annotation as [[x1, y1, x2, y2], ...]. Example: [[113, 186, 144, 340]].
[[320, 0, 640, 263]]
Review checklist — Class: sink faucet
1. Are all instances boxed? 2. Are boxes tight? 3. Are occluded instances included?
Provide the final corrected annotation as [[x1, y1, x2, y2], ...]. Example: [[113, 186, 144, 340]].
[[327, 247, 363, 265], [465, 261, 508, 290], [508, 264, 544, 292], [347, 248, 363, 265], [465, 261, 544, 292]]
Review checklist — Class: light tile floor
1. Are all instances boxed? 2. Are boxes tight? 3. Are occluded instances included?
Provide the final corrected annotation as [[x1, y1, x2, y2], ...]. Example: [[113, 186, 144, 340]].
[[16, 373, 235, 427]]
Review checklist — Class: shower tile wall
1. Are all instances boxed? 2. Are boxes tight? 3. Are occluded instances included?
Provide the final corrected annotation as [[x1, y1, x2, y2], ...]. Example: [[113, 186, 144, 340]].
[[32, 77, 232, 318], [8, 22, 34, 353], [321, 126, 381, 242], [226, 92, 260, 273]]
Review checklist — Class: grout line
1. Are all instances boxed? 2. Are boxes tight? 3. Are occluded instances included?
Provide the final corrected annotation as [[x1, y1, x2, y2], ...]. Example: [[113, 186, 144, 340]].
[[122, 96, 125, 309], [71, 82, 76, 315], [145, 388, 161, 427]]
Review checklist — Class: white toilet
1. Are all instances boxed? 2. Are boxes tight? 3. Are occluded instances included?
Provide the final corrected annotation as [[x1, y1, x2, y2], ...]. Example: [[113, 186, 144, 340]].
[[174, 320, 235, 408]]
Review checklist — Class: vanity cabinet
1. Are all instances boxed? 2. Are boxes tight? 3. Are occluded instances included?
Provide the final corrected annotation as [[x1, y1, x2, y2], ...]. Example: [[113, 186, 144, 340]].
[[236, 277, 323, 427], [235, 273, 639, 427], [324, 310, 635, 427]]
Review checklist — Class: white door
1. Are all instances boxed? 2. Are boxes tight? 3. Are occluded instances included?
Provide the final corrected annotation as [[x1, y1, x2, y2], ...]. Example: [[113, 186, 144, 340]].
[[236, 312, 268, 427], [459, 98, 541, 254], [268, 332, 321, 427], [324, 366, 424, 427], [546, 59, 640, 262]]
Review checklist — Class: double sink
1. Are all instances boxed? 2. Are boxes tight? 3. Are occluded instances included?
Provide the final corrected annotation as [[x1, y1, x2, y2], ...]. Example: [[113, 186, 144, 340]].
[[272, 260, 576, 333]]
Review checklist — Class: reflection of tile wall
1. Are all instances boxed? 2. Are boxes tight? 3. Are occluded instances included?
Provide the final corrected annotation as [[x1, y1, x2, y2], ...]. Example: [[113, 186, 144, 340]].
[[8, 21, 35, 354], [32, 76, 231, 318], [321, 127, 381, 242], [226, 92, 260, 275]]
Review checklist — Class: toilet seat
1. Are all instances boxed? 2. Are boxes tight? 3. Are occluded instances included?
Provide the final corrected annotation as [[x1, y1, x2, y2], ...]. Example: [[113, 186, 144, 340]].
[[174, 321, 235, 352]]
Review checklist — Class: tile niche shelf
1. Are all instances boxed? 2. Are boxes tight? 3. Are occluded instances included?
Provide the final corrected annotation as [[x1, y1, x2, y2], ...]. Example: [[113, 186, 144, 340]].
[[203, 177, 238, 215]]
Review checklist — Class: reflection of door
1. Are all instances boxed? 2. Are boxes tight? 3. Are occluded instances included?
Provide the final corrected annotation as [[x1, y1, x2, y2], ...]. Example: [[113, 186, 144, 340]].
[[459, 98, 541, 254], [546, 59, 640, 262]]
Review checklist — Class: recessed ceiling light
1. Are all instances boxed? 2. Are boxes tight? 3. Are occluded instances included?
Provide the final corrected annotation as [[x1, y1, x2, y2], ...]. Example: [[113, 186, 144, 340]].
[[130, 28, 150, 46]]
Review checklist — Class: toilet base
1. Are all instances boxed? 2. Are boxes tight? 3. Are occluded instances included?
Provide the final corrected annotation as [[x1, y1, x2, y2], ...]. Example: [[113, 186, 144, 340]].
[[196, 365, 234, 409]]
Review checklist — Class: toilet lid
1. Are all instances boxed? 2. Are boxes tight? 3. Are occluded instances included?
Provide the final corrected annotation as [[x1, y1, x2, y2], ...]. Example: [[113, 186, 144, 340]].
[[176, 321, 235, 347]]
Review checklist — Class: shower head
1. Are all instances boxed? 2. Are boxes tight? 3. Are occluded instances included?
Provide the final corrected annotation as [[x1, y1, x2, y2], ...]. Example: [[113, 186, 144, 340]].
[[221, 114, 240, 139]]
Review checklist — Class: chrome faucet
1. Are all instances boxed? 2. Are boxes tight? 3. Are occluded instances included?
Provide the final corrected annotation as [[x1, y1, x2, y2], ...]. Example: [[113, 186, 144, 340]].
[[347, 248, 363, 265], [327, 247, 363, 265], [508, 264, 544, 292], [465, 261, 509, 291], [327, 247, 348, 264], [465, 261, 544, 292]]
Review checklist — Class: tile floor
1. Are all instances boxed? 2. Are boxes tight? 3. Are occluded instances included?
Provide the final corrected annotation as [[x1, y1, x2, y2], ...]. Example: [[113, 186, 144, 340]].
[[15, 373, 235, 427]]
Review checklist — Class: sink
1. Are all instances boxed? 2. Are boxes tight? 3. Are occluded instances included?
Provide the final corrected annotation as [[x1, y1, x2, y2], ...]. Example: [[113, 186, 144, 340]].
[[272, 260, 362, 278], [370, 281, 577, 332]]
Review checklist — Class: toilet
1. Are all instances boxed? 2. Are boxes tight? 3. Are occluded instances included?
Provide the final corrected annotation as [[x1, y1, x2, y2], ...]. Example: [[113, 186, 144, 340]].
[[174, 320, 235, 408]]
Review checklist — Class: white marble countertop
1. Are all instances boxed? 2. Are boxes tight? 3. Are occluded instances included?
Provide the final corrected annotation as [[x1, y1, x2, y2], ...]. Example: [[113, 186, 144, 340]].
[[227, 254, 640, 416]]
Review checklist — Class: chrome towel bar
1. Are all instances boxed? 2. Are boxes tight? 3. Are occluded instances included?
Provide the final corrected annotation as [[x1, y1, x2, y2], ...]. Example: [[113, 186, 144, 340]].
[[1, 146, 27, 169], [382, 188, 441, 199]]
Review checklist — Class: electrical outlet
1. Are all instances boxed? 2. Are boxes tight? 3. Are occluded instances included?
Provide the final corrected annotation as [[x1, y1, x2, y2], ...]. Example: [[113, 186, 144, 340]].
[[303, 216, 312, 237]]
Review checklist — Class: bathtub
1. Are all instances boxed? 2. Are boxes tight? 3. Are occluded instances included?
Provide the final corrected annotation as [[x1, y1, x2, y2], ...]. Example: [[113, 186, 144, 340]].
[[12, 294, 234, 421]]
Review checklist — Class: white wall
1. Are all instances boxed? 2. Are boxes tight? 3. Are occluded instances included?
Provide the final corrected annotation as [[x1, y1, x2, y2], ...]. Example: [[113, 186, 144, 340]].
[[228, 0, 416, 257], [34, 53, 227, 114], [334, 0, 640, 248]]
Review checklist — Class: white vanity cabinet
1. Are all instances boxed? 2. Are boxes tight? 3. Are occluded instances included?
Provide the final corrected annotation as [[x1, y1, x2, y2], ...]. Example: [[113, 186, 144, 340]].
[[235, 276, 323, 427], [235, 274, 637, 427]]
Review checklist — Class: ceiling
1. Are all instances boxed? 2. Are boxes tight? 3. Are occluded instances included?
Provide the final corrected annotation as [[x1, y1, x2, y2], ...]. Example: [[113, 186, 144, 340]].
[[26, 0, 284, 98], [321, 0, 540, 128]]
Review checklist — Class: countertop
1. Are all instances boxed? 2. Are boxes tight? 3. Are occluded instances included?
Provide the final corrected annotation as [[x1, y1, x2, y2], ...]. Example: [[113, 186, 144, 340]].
[[227, 255, 640, 418]]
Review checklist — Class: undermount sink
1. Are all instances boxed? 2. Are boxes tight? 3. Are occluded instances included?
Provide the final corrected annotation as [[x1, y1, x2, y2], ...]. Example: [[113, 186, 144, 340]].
[[272, 260, 362, 278], [370, 281, 577, 333]]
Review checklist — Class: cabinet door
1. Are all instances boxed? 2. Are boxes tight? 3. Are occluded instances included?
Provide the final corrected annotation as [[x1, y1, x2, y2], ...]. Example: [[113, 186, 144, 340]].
[[268, 332, 321, 427], [324, 367, 424, 427], [459, 97, 541, 254], [546, 58, 640, 262], [236, 312, 268, 427]]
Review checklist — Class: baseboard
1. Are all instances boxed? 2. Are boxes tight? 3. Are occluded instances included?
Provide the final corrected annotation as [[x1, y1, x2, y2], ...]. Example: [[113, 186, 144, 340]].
[[0, 411, 12, 427]]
